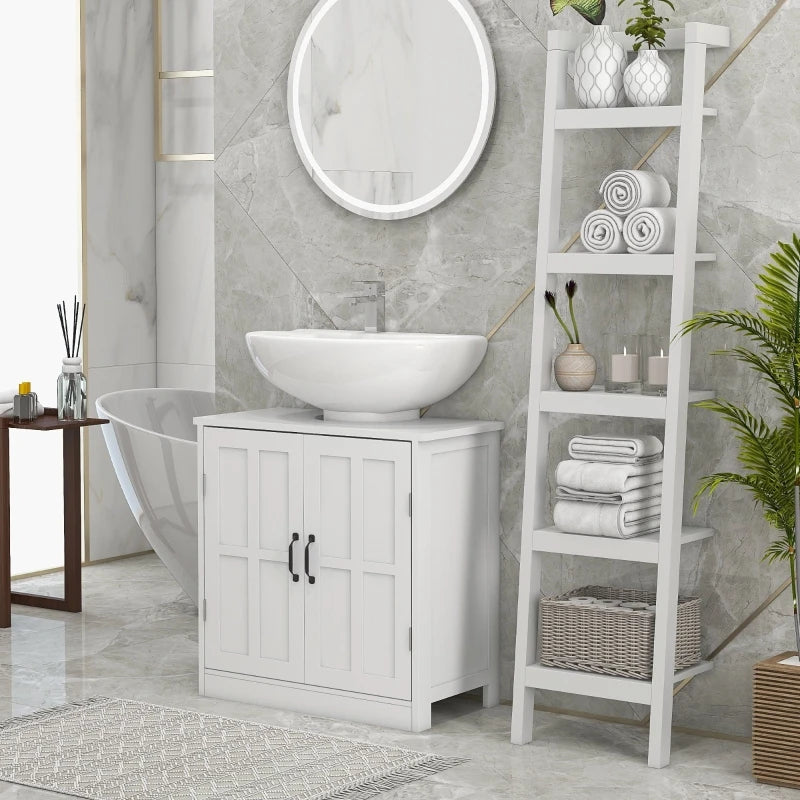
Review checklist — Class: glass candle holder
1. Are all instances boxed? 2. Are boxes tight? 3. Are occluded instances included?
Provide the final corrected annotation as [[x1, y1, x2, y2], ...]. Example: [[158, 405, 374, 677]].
[[643, 335, 670, 396], [604, 333, 642, 393]]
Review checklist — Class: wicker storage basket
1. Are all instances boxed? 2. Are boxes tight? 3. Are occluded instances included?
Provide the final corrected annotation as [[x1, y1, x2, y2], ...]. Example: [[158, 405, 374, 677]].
[[538, 585, 701, 680]]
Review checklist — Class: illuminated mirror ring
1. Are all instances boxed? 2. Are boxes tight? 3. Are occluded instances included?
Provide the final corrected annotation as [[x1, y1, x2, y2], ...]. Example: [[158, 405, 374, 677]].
[[287, 0, 496, 220]]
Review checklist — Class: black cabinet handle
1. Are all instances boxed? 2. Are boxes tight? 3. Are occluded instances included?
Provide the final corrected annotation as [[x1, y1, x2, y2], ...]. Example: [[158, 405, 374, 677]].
[[304, 534, 316, 585], [288, 532, 300, 583]]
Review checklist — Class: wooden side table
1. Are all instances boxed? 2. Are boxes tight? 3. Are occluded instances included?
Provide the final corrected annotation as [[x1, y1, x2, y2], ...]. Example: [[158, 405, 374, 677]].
[[0, 409, 108, 628]]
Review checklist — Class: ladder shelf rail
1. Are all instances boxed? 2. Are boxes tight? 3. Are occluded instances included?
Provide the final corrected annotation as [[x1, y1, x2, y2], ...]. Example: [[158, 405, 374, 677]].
[[510, 24, 730, 768]]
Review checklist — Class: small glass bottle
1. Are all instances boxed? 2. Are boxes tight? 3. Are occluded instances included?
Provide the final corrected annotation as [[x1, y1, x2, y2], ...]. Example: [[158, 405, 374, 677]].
[[57, 357, 87, 421]]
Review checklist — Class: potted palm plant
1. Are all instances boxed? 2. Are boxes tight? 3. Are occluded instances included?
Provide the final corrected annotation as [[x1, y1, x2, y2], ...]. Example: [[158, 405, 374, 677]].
[[618, 0, 675, 106], [550, 0, 627, 109], [680, 235, 800, 788]]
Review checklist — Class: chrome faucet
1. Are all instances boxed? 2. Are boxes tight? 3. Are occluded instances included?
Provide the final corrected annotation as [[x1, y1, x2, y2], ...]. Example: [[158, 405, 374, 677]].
[[349, 280, 385, 333]]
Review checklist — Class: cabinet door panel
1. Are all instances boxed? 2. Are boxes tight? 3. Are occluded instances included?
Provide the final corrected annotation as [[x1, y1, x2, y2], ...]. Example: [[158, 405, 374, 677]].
[[204, 428, 304, 682], [304, 436, 411, 700]]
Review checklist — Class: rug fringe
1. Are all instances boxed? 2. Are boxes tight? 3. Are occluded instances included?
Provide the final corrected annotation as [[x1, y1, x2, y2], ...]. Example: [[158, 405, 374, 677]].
[[323, 755, 468, 800], [0, 696, 111, 733]]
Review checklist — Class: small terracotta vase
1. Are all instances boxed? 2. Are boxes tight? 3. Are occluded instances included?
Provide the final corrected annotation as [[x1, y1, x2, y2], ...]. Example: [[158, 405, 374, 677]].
[[554, 344, 596, 392]]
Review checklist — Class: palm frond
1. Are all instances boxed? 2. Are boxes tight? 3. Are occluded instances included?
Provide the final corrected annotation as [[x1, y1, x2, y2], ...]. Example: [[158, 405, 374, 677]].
[[678, 310, 781, 353]]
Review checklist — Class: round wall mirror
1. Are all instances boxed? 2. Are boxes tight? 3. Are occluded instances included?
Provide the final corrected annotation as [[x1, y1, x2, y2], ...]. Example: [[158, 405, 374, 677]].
[[287, 0, 496, 220]]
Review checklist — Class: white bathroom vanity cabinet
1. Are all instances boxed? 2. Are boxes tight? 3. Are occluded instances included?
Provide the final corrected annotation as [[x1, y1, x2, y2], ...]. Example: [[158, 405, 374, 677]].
[[195, 408, 502, 731]]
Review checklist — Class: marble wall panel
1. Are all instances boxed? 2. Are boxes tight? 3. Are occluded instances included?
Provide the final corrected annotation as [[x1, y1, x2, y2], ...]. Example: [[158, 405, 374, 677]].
[[155, 0, 215, 392], [215, 0, 800, 736], [84, 0, 157, 560]]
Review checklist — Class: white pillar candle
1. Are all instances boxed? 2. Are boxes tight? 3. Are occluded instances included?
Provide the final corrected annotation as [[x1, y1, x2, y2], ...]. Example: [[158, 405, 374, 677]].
[[648, 349, 669, 386], [611, 347, 639, 383]]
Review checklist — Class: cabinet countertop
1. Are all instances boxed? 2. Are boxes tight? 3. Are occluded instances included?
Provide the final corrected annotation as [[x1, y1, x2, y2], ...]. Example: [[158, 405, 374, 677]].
[[194, 407, 503, 442]]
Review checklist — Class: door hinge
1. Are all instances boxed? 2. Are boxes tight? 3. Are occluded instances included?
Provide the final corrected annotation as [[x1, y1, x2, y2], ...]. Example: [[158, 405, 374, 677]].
[[202, 599, 207, 621], [408, 492, 412, 518], [202, 474, 207, 497], [408, 627, 412, 651]]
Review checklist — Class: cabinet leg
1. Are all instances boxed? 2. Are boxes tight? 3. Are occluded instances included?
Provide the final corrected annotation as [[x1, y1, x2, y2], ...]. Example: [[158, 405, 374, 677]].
[[482, 678, 499, 708], [0, 428, 10, 628], [410, 702, 431, 733]]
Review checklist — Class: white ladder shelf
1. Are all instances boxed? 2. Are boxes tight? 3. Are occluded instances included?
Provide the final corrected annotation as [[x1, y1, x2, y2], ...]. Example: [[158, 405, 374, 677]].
[[510, 23, 730, 768]]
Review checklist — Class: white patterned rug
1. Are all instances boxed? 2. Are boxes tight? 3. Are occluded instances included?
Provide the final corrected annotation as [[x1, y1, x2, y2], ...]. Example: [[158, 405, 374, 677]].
[[0, 697, 466, 799]]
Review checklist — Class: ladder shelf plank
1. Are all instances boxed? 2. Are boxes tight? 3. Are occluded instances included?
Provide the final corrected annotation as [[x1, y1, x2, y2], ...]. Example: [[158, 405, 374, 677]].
[[530, 526, 714, 563], [547, 253, 716, 276], [524, 661, 713, 705], [538, 387, 714, 419], [554, 106, 716, 131]]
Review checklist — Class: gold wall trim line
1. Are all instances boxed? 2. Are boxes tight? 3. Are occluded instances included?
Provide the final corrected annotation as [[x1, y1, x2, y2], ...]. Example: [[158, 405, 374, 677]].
[[158, 153, 215, 162], [159, 69, 213, 79]]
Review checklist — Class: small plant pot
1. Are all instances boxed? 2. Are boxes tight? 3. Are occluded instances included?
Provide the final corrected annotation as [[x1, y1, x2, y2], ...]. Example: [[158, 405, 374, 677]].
[[554, 344, 596, 391], [624, 49, 672, 107], [753, 652, 800, 788]]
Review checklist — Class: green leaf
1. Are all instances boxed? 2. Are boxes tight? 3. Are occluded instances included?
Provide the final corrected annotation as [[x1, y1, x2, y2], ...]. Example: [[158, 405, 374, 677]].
[[681, 234, 800, 567], [550, 0, 607, 24]]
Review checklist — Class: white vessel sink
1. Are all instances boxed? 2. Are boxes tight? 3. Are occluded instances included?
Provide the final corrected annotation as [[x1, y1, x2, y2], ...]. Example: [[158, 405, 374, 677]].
[[246, 329, 488, 422]]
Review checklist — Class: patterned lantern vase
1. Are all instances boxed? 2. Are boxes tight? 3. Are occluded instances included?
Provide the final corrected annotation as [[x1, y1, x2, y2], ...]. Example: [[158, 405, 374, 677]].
[[624, 49, 672, 107], [574, 25, 626, 109]]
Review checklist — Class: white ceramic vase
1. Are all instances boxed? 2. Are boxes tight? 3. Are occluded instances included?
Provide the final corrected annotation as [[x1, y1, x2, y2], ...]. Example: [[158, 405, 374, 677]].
[[623, 49, 672, 107], [574, 25, 626, 109], [554, 344, 597, 392]]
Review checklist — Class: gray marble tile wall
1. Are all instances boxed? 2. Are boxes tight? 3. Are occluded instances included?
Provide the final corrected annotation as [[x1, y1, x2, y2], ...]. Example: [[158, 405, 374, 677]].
[[84, 0, 157, 561], [214, 0, 800, 736]]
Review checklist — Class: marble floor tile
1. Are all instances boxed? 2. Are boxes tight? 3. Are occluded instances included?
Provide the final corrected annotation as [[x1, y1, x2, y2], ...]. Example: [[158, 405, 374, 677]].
[[0, 554, 794, 799]]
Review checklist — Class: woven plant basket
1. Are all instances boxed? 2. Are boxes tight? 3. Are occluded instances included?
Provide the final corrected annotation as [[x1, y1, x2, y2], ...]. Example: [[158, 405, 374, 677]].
[[538, 585, 701, 680]]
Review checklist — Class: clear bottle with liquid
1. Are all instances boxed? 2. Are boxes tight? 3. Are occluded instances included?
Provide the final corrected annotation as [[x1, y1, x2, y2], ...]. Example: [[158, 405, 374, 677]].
[[57, 357, 87, 421]]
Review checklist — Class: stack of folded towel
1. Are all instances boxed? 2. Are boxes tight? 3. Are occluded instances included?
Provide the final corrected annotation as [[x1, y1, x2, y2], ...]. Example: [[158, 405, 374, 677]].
[[553, 434, 663, 539], [580, 170, 676, 255]]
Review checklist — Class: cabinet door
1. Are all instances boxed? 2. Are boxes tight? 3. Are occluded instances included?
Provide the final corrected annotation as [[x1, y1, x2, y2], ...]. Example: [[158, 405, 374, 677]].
[[303, 435, 412, 700], [203, 428, 305, 683]]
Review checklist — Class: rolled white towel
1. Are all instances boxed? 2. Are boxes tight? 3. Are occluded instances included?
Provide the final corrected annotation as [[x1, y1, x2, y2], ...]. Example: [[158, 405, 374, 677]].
[[580, 210, 627, 254], [555, 459, 662, 493], [553, 498, 662, 539], [623, 207, 677, 254], [600, 170, 671, 216], [0, 389, 16, 405], [555, 484, 661, 504], [569, 434, 663, 463], [0, 401, 45, 418]]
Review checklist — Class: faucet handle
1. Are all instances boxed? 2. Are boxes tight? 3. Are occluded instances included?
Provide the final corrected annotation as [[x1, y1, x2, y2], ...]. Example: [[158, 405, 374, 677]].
[[353, 280, 385, 296]]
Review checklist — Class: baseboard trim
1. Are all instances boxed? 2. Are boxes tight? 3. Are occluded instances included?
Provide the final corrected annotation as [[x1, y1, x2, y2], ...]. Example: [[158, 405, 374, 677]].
[[203, 670, 415, 730], [10, 549, 154, 582]]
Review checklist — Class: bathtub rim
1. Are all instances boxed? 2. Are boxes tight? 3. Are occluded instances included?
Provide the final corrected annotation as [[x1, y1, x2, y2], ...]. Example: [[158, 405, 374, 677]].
[[95, 388, 214, 446]]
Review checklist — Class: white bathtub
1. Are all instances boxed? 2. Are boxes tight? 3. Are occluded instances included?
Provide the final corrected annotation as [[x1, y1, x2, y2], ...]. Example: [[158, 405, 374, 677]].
[[95, 389, 216, 604]]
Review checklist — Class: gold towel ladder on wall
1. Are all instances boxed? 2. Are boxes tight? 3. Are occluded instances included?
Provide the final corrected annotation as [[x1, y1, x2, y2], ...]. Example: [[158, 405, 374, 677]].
[[154, 0, 214, 162]]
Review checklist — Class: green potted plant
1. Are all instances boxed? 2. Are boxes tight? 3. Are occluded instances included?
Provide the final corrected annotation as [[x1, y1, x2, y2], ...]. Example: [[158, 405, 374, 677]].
[[546, 280, 596, 391], [618, 0, 675, 106], [680, 236, 800, 788], [550, 1, 626, 109]]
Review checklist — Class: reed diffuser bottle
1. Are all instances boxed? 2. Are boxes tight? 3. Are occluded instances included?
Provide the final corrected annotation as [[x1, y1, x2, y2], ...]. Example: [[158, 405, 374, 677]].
[[56, 297, 87, 421], [57, 358, 87, 421]]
